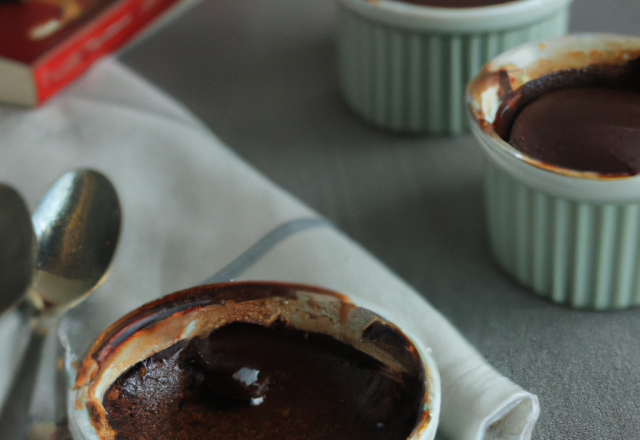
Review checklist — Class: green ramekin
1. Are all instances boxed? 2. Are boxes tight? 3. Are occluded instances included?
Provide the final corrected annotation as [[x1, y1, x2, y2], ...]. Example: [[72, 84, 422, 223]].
[[467, 33, 640, 310], [336, 0, 572, 135]]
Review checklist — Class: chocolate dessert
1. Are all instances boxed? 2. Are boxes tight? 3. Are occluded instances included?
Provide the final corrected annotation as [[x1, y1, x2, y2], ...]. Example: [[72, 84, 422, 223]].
[[394, 0, 513, 7], [493, 55, 640, 175], [103, 321, 424, 440]]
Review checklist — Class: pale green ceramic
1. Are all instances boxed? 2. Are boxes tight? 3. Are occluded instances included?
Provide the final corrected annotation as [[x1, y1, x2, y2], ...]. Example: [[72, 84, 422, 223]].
[[336, 0, 572, 135], [468, 34, 640, 310], [485, 162, 640, 310]]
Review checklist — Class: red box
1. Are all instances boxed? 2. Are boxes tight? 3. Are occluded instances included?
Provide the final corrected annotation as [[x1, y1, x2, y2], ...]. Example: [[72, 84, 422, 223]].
[[0, 0, 190, 106]]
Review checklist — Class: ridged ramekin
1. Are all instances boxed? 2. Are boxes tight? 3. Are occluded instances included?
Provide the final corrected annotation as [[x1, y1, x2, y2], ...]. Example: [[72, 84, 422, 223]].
[[336, 0, 572, 135], [68, 282, 440, 439], [467, 33, 640, 310]]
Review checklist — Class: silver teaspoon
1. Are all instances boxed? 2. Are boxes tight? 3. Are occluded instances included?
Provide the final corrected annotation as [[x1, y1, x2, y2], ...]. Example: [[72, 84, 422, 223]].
[[0, 184, 35, 316], [27, 169, 121, 313], [0, 169, 121, 439]]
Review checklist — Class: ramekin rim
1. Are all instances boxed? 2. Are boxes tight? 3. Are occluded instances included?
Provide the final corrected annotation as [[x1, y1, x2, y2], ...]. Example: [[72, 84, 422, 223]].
[[69, 281, 441, 440], [337, 0, 573, 23], [466, 33, 640, 183]]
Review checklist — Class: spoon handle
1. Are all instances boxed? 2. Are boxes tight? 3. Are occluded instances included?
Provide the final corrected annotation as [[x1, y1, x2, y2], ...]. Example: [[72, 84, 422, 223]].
[[0, 314, 45, 438], [0, 305, 32, 415]]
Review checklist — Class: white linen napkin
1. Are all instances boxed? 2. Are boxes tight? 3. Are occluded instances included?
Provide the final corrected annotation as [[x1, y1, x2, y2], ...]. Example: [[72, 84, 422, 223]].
[[0, 57, 538, 440]]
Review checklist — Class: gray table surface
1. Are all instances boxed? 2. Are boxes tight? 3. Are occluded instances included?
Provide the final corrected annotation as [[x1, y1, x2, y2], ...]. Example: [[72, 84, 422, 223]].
[[121, 1, 640, 439]]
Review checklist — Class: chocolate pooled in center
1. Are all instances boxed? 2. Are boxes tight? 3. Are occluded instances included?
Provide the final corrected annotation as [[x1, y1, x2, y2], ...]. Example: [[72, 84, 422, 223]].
[[509, 87, 640, 175], [103, 322, 424, 440], [493, 55, 640, 175]]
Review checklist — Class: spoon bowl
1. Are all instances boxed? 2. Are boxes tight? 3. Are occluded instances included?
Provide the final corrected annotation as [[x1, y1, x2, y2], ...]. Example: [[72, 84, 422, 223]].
[[0, 184, 34, 315], [29, 170, 121, 312]]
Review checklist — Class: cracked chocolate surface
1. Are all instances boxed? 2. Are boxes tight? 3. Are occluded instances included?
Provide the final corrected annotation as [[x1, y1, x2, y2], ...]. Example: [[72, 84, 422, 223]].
[[103, 322, 424, 440]]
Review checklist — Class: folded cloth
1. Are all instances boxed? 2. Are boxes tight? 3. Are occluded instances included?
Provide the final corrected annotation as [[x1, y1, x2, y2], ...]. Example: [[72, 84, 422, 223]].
[[0, 57, 538, 440]]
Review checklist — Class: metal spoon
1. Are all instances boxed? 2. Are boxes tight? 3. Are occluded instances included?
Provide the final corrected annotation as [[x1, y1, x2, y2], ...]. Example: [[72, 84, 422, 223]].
[[0, 184, 35, 316], [0, 169, 121, 438], [27, 169, 121, 314]]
